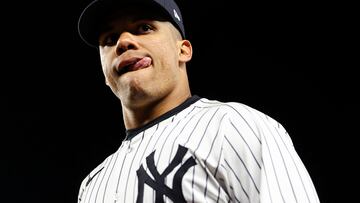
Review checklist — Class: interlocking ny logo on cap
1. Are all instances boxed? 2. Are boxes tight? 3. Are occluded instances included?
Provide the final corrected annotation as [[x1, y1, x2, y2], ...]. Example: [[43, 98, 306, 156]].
[[173, 9, 180, 21]]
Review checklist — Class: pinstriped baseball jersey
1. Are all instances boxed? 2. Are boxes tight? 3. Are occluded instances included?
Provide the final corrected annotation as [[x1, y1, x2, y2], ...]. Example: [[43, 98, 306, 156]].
[[78, 95, 320, 203]]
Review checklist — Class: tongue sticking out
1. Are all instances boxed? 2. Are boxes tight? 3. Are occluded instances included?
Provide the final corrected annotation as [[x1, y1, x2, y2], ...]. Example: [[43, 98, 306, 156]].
[[131, 57, 152, 71]]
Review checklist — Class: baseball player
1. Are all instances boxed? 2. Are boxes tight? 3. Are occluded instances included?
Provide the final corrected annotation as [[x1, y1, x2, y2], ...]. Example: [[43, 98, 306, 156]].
[[77, 0, 320, 202]]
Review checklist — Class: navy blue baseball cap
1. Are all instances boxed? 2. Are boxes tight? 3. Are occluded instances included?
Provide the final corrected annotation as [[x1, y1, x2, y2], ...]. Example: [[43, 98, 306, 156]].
[[78, 0, 185, 48]]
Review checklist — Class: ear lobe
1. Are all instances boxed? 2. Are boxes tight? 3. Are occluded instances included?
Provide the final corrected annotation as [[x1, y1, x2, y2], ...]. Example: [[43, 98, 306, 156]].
[[179, 40, 192, 63]]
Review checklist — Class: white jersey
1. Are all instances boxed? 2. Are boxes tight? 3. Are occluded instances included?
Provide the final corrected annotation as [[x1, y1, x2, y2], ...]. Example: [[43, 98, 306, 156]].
[[78, 95, 320, 203]]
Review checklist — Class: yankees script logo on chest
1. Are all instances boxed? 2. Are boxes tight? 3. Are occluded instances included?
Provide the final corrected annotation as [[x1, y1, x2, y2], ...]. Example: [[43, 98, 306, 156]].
[[136, 145, 196, 203]]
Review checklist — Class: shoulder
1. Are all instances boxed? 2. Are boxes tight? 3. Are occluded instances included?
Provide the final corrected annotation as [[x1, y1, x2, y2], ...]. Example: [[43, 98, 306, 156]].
[[195, 97, 263, 116], [194, 97, 268, 127], [194, 97, 254, 116], [195, 97, 292, 144]]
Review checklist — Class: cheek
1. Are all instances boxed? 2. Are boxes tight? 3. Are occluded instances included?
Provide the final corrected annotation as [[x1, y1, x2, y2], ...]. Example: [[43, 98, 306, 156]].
[[99, 54, 119, 91], [151, 43, 180, 84], [99, 52, 108, 72], [150, 36, 178, 58], [100, 53, 113, 77], [155, 44, 179, 70]]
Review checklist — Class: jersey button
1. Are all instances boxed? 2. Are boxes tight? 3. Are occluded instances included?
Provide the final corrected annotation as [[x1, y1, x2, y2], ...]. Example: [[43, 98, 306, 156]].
[[114, 192, 121, 201], [126, 146, 133, 153]]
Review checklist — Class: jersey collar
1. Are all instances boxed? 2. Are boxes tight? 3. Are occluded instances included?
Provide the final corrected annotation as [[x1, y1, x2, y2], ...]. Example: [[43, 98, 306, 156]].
[[125, 95, 201, 140]]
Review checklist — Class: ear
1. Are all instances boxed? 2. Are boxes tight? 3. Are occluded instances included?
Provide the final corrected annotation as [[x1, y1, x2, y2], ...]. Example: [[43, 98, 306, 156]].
[[178, 40, 192, 63]]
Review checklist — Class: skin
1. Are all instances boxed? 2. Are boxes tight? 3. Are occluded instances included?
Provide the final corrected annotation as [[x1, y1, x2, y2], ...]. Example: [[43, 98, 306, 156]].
[[98, 6, 193, 130]]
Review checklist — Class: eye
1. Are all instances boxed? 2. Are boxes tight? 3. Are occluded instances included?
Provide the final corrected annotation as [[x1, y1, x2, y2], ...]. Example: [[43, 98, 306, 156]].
[[137, 23, 154, 34], [100, 32, 119, 46]]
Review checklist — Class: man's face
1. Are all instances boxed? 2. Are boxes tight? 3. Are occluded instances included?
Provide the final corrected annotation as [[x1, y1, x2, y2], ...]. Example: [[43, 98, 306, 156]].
[[98, 6, 186, 107]]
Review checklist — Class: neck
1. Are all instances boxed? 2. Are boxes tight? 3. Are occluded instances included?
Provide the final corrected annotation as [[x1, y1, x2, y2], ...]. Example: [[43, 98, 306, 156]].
[[122, 91, 191, 130]]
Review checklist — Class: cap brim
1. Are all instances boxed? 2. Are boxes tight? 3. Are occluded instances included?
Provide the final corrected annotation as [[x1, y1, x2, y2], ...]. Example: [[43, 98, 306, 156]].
[[78, 0, 181, 48], [78, 0, 120, 48]]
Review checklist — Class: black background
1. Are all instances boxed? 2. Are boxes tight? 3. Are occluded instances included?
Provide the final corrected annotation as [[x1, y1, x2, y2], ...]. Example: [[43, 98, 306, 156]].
[[2, 1, 356, 202]]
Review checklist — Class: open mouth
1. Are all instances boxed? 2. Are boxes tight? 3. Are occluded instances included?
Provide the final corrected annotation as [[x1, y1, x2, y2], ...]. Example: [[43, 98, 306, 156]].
[[118, 65, 132, 75], [117, 57, 152, 75]]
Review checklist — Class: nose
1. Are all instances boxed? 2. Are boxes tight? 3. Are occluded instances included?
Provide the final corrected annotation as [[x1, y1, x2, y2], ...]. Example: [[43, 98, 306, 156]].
[[116, 32, 138, 55]]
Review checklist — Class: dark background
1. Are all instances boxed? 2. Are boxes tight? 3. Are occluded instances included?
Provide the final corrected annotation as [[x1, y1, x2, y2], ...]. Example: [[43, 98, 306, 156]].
[[2, 0, 356, 202]]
